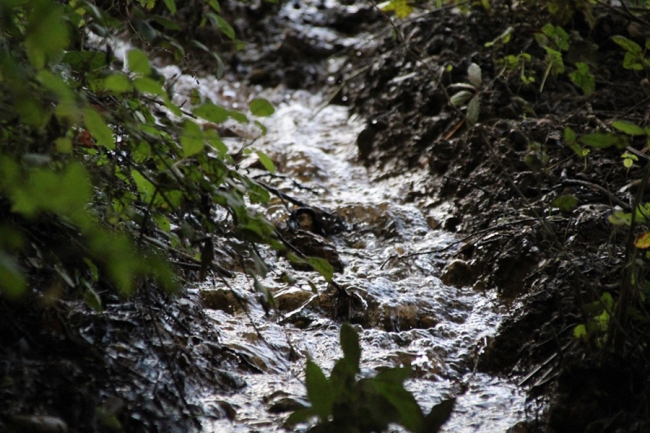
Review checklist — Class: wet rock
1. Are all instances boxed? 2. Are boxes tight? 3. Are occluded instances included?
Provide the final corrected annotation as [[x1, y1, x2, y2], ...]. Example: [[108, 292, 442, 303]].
[[381, 303, 438, 331], [319, 283, 370, 324], [278, 229, 344, 273], [200, 289, 245, 313], [264, 391, 309, 413], [472, 278, 487, 292], [426, 215, 440, 230], [288, 206, 347, 236], [441, 260, 476, 287], [274, 287, 316, 311]]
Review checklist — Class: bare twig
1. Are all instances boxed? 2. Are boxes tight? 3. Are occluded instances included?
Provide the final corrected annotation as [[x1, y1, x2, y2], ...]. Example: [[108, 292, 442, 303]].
[[561, 178, 631, 210], [380, 218, 540, 269]]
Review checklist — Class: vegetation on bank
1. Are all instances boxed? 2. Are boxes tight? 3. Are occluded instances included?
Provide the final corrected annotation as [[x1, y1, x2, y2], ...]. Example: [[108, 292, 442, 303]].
[[5, 0, 650, 431], [0, 1, 441, 431], [0, 0, 285, 304]]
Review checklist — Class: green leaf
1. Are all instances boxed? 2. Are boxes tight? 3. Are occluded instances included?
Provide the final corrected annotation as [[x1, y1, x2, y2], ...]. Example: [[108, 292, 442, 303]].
[[134, 19, 158, 41], [206, 13, 236, 40], [579, 133, 625, 149], [373, 368, 424, 432], [25, 3, 69, 69], [131, 169, 155, 201], [381, 0, 413, 18], [249, 98, 275, 117], [9, 163, 92, 225], [256, 151, 276, 173], [83, 108, 115, 150], [612, 35, 643, 56], [84, 287, 103, 312], [37, 70, 73, 101], [544, 46, 565, 74], [466, 94, 480, 124], [229, 109, 249, 124], [551, 195, 579, 212], [541, 23, 569, 51], [450, 90, 473, 107], [180, 120, 204, 157], [564, 127, 576, 145], [127, 49, 152, 75], [204, 129, 228, 155], [0, 251, 26, 299], [62, 50, 106, 72], [608, 210, 632, 226], [305, 360, 334, 421], [194, 102, 229, 123], [612, 120, 646, 136], [163, 0, 177, 14], [152, 15, 181, 30], [207, 0, 221, 12], [340, 323, 361, 371], [421, 398, 455, 433], [601, 292, 614, 310], [286, 408, 316, 426], [55, 137, 72, 154], [133, 77, 166, 96], [306, 256, 333, 282], [84, 258, 99, 282], [623, 53, 644, 71], [573, 324, 587, 339], [254, 120, 268, 136], [568, 62, 595, 95], [133, 141, 151, 163], [243, 178, 270, 204], [104, 74, 133, 94]]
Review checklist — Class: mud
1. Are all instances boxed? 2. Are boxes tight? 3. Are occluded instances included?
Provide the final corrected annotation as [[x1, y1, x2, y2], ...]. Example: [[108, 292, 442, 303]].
[[337, 2, 650, 432]]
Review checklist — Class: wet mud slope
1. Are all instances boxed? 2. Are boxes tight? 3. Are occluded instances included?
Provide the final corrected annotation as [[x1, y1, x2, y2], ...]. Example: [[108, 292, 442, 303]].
[[339, 2, 650, 432], [3, 1, 650, 433]]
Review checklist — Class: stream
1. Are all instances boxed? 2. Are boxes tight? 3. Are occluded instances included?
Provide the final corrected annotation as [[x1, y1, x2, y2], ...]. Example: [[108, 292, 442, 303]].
[[159, 72, 530, 431], [104, 1, 532, 430]]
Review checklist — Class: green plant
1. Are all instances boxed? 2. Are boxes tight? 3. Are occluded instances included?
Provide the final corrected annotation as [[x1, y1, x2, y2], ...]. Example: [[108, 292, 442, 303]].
[[612, 35, 650, 72], [573, 292, 614, 347], [379, 0, 414, 18], [0, 0, 304, 307], [288, 323, 455, 433], [449, 62, 482, 124], [533, 23, 594, 94], [496, 52, 536, 86]]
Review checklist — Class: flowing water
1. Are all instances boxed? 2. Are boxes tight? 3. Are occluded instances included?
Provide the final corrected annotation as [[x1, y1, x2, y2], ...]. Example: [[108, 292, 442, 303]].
[[163, 80, 530, 431], [96, 2, 531, 429]]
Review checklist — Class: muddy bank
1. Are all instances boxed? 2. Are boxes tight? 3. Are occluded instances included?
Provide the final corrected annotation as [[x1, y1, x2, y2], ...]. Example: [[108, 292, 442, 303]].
[[338, 2, 650, 431]]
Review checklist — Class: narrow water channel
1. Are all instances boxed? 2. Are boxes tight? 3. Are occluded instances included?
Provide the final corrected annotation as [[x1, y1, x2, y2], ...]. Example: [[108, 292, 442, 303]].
[[162, 73, 530, 431]]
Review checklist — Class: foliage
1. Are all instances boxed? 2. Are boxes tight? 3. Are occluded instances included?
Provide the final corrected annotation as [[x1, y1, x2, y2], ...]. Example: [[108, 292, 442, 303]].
[[496, 52, 536, 85], [448, 62, 482, 124], [611, 35, 650, 72], [288, 323, 455, 433], [0, 0, 292, 305], [380, 0, 413, 19]]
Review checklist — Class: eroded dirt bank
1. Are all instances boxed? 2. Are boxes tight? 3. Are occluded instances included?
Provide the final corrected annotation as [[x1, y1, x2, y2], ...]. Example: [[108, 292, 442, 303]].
[[336, 2, 650, 432]]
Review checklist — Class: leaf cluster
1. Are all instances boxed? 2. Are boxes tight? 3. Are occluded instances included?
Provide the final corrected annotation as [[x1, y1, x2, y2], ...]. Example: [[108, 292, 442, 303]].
[[0, 0, 283, 306], [289, 323, 455, 433]]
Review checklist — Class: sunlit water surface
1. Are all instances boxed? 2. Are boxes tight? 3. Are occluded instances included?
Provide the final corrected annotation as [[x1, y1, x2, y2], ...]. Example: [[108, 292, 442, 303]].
[[93, 1, 532, 429]]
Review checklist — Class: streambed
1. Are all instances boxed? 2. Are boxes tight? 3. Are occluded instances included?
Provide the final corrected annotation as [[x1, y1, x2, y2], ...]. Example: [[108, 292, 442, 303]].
[[165, 76, 530, 431]]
